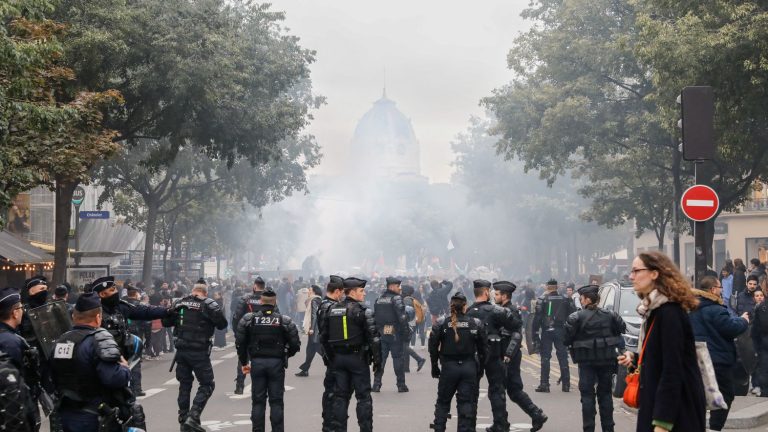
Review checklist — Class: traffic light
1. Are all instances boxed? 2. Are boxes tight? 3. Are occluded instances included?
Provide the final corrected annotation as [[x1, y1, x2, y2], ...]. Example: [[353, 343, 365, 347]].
[[680, 86, 714, 161]]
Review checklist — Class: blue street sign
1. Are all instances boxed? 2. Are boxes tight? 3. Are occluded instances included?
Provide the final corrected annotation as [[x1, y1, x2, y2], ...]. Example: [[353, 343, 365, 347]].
[[79, 211, 110, 219]]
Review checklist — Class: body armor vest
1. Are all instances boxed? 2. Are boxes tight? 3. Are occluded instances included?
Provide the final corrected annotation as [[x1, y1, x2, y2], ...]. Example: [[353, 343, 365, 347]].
[[468, 303, 501, 342], [246, 309, 286, 358], [173, 297, 215, 350], [51, 329, 103, 403], [243, 294, 262, 314], [569, 308, 622, 364], [123, 298, 142, 336], [328, 303, 364, 348], [102, 310, 128, 347], [374, 292, 397, 327], [541, 294, 569, 328], [439, 316, 477, 360]]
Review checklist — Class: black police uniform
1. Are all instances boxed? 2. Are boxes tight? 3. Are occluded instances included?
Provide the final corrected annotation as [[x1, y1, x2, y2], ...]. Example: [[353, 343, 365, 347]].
[[532, 284, 576, 392], [493, 281, 548, 432], [320, 278, 381, 432], [50, 293, 133, 432], [564, 287, 625, 432], [163, 289, 228, 430], [0, 302, 41, 431], [428, 295, 487, 432], [123, 293, 145, 396], [466, 281, 522, 432], [316, 292, 339, 432], [372, 279, 409, 392], [235, 299, 300, 432]]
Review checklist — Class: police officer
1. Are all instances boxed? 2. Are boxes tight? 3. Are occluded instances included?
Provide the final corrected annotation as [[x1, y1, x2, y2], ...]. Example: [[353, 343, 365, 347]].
[[493, 281, 548, 432], [372, 276, 409, 392], [429, 291, 487, 432], [19, 276, 49, 356], [53, 284, 74, 315], [92, 276, 169, 362], [321, 277, 381, 432], [0, 287, 40, 430], [564, 285, 625, 432], [122, 285, 145, 397], [532, 278, 576, 392], [163, 279, 228, 431], [232, 276, 270, 394], [466, 279, 521, 432], [236, 288, 300, 432], [316, 275, 345, 432], [50, 292, 132, 432]]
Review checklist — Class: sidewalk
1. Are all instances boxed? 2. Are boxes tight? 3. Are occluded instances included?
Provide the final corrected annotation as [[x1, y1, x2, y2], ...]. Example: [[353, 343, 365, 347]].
[[622, 395, 768, 430]]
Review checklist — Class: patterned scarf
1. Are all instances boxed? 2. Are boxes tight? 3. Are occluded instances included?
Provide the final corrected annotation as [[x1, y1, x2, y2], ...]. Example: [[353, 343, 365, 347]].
[[636, 289, 670, 348]]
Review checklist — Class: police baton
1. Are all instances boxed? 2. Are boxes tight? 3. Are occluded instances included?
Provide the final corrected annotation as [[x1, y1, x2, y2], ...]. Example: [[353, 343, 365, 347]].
[[169, 352, 178, 373]]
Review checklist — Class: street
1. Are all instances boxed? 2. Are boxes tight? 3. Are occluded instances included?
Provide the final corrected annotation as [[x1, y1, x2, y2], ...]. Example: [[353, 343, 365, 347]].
[[134, 335, 643, 431]]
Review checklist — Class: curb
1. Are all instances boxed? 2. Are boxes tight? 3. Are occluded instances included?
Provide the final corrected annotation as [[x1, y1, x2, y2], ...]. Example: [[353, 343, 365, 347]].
[[621, 399, 768, 429]]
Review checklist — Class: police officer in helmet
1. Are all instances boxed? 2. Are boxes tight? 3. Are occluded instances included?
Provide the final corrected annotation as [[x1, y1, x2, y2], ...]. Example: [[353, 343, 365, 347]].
[[232, 276, 271, 394], [467, 279, 523, 432], [50, 292, 132, 431], [372, 276, 410, 392], [0, 286, 41, 430], [316, 275, 345, 432], [236, 288, 300, 432], [532, 278, 576, 393], [429, 291, 487, 432], [321, 277, 381, 432], [493, 281, 548, 431], [564, 285, 625, 432], [163, 279, 228, 431]]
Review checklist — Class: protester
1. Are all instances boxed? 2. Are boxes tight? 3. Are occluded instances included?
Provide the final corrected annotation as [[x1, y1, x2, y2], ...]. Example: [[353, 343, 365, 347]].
[[737, 275, 761, 316], [618, 251, 705, 432], [721, 266, 735, 312], [734, 258, 748, 295]]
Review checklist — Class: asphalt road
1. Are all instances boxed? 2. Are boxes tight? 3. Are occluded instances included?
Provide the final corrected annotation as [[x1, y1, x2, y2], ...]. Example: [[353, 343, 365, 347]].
[[131, 334, 644, 431]]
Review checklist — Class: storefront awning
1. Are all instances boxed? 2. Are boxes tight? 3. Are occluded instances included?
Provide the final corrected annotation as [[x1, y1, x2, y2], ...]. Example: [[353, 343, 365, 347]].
[[0, 231, 54, 264]]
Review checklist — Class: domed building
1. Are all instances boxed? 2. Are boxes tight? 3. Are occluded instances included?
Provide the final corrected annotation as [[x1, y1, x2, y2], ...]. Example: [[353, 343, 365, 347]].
[[350, 90, 423, 180]]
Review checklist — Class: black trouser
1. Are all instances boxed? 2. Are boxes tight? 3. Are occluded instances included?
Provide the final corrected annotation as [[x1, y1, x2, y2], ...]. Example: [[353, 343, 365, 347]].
[[710, 364, 736, 431], [250, 357, 285, 432], [374, 334, 405, 387], [432, 359, 478, 432], [176, 349, 215, 419], [504, 350, 543, 420], [300, 340, 320, 372], [131, 359, 142, 393], [577, 364, 614, 432], [755, 348, 768, 396], [539, 327, 570, 385], [403, 340, 424, 371], [322, 355, 336, 432], [484, 354, 509, 430], [330, 352, 373, 432]]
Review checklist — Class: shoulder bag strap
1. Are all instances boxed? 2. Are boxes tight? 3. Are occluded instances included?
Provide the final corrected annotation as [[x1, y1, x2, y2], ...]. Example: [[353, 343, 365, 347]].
[[637, 319, 655, 371]]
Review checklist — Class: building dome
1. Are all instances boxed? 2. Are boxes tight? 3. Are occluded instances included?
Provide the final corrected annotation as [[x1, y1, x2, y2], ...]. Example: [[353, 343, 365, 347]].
[[351, 91, 421, 177]]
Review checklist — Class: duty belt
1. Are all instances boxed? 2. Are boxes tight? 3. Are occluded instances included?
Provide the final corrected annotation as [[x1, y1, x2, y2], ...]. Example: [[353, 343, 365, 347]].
[[332, 345, 363, 354]]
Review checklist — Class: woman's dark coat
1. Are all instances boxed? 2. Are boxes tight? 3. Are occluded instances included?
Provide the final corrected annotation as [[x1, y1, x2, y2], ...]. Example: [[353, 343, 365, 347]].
[[636, 302, 706, 432]]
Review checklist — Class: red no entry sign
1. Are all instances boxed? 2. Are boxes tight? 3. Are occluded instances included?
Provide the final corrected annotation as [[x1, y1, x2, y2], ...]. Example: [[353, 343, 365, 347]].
[[681, 185, 719, 222]]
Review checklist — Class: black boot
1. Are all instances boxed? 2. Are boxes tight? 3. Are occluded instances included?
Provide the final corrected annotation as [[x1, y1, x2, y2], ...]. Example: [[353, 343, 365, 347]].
[[372, 383, 381, 392], [416, 357, 426, 371], [183, 408, 205, 432], [295, 370, 309, 377], [397, 384, 409, 393], [534, 384, 550, 393], [531, 411, 548, 432], [562, 381, 570, 392], [234, 382, 244, 395]]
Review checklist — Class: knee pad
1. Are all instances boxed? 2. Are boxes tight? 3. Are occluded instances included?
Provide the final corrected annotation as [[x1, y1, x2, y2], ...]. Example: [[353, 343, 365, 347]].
[[457, 401, 475, 418]]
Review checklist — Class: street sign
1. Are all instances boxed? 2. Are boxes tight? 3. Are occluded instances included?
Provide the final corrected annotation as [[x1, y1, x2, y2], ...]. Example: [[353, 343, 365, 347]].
[[681, 185, 719, 222], [681, 86, 715, 161], [79, 210, 110, 219], [71, 186, 86, 207]]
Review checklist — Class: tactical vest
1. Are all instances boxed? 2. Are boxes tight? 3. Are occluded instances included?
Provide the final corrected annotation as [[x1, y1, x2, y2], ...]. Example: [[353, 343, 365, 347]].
[[246, 309, 285, 358], [328, 303, 364, 348], [374, 293, 397, 327], [102, 310, 128, 347], [569, 308, 622, 364], [173, 297, 215, 350], [468, 303, 501, 342], [50, 329, 103, 403], [439, 317, 477, 360], [243, 294, 262, 314], [123, 298, 142, 336], [541, 294, 569, 328]]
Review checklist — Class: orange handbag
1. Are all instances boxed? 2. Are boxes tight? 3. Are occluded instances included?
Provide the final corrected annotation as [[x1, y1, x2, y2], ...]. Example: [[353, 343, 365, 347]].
[[623, 320, 655, 408]]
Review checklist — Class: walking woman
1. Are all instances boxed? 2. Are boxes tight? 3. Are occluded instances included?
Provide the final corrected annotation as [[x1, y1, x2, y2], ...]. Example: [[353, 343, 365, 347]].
[[428, 292, 488, 432], [618, 251, 706, 432]]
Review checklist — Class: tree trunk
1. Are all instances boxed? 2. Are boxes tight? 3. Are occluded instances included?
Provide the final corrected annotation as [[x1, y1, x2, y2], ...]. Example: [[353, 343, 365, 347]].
[[53, 179, 77, 286], [141, 201, 159, 288]]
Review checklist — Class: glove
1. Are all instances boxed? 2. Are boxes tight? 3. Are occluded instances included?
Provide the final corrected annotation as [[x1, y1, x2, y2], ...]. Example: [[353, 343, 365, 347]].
[[431, 365, 441, 379]]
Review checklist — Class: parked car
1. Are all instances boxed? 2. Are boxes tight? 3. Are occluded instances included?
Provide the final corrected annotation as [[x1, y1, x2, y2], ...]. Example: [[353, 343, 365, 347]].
[[597, 279, 641, 397]]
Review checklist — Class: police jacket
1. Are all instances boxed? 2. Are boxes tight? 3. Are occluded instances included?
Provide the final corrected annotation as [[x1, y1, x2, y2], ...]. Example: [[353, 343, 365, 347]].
[[316, 296, 338, 343], [0, 322, 29, 373], [373, 289, 409, 337], [50, 325, 130, 410], [532, 290, 576, 334], [320, 298, 381, 364], [232, 291, 282, 332], [499, 301, 524, 359], [163, 295, 228, 351], [428, 313, 488, 365], [235, 305, 299, 365], [101, 299, 169, 348], [689, 289, 747, 365], [563, 305, 626, 364], [467, 300, 523, 360], [122, 297, 143, 336]]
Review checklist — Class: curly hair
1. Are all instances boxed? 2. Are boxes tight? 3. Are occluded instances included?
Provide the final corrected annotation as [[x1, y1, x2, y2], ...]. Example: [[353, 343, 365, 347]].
[[638, 251, 698, 312]]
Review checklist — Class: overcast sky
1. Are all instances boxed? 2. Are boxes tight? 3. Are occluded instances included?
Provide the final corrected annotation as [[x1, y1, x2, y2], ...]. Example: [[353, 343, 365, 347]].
[[268, 1, 531, 183]]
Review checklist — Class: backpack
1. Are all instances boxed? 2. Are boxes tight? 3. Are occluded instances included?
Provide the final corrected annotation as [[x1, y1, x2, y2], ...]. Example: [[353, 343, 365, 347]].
[[412, 299, 425, 324]]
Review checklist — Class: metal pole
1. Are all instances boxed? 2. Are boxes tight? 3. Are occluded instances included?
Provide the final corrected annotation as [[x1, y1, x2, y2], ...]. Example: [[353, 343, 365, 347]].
[[694, 161, 707, 287], [74, 204, 81, 266]]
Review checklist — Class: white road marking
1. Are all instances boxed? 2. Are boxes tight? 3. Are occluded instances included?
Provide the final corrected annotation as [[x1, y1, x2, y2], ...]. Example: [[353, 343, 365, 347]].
[[136, 388, 166, 400], [164, 378, 179, 386], [686, 199, 714, 207], [211, 359, 224, 366], [220, 352, 237, 359], [228, 384, 251, 399]]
